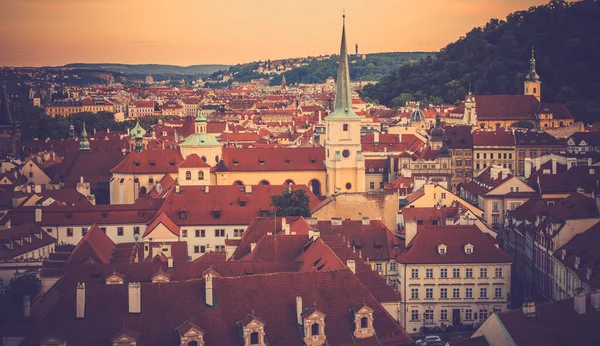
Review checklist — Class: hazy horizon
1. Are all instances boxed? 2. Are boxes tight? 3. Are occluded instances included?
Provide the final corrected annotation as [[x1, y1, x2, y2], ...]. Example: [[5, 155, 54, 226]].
[[0, 0, 548, 67]]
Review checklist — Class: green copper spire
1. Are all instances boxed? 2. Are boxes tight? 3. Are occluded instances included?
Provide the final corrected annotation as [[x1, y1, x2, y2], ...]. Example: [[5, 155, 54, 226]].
[[79, 121, 90, 151], [325, 13, 360, 120], [526, 46, 540, 82]]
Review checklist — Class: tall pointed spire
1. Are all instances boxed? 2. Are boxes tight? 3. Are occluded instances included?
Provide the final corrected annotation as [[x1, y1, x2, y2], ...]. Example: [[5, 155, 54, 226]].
[[79, 122, 90, 151], [281, 73, 287, 90], [326, 13, 359, 120], [69, 119, 75, 139], [526, 46, 540, 82]]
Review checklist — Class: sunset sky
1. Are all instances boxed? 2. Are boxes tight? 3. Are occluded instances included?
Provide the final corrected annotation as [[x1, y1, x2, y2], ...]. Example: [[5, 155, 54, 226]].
[[0, 0, 548, 67]]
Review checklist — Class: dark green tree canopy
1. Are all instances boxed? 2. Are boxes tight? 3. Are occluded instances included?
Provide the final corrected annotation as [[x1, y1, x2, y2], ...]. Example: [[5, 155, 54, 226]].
[[361, 0, 600, 124], [270, 188, 311, 217]]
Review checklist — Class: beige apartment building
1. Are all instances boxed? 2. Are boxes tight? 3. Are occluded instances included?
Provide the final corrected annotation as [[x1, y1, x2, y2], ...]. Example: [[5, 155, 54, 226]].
[[397, 222, 512, 334]]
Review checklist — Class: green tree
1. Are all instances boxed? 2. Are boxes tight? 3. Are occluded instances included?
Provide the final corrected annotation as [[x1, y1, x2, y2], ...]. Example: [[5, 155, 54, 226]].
[[270, 189, 311, 217]]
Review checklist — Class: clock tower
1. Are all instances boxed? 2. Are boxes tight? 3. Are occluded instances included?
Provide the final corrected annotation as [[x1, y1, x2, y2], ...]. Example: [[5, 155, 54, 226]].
[[325, 14, 365, 195]]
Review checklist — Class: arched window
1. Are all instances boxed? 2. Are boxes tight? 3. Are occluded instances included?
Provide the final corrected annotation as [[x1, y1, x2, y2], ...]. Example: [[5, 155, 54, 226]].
[[201, 156, 207, 162], [259, 180, 270, 185], [139, 186, 147, 197], [360, 317, 368, 328], [343, 124, 349, 131], [311, 323, 320, 336], [233, 180, 244, 186], [215, 155, 219, 162], [250, 332, 259, 345], [284, 179, 294, 186], [185, 171, 191, 180], [310, 179, 321, 196], [198, 171, 204, 180]]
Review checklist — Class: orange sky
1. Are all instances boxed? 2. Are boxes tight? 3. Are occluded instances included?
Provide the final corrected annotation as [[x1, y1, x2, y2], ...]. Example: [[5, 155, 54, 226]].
[[0, 0, 548, 67]]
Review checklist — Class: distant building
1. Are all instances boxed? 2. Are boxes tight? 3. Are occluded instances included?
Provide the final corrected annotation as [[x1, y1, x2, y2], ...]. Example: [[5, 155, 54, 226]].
[[145, 75, 154, 84]]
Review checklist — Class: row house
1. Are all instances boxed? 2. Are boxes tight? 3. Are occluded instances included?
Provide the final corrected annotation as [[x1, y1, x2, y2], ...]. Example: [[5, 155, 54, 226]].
[[128, 100, 155, 118], [460, 165, 536, 233], [445, 125, 474, 191], [397, 223, 512, 334], [503, 193, 600, 302], [567, 132, 600, 153], [472, 129, 516, 175], [514, 130, 563, 177]]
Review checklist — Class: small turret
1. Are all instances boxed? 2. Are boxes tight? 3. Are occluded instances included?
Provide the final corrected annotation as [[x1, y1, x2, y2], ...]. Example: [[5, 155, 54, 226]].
[[524, 46, 541, 101], [79, 121, 90, 151], [130, 120, 146, 153], [69, 120, 75, 139]]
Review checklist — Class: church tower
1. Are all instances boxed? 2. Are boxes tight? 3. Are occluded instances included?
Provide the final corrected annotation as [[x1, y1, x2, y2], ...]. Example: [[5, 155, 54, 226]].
[[524, 46, 541, 102], [325, 14, 365, 195], [179, 110, 222, 166]]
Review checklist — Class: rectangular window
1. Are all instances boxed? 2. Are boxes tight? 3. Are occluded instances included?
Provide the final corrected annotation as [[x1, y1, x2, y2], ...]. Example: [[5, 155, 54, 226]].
[[465, 160, 472, 166], [441, 193, 446, 199], [465, 309, 473, 320], [495, 268, 503, 278], [476, 153, 480, 159], [182, 229, 188, 237], [495, 287, 503, 298], [453, 268, 460, 278], [375, 263, 383, 272], [480, 268, 488, 278], [215, 245, 225, 252], [215, 229, 225, 237], [67, 228, 73, 237], [81, 227, 88, 236], [455, 160, 463, 167], [426, 268, 433, 279], [194, 246, 199, 253], [369, 182, 375, 190], [493, 215, 499, 225], [490, 153, 494, 159], [493, 307, 502, 314], [426, 288, 433, 299], [200, 245, 206, 253], [411, 310, 419, 321], [134, 226, 140, 235], [440, 288, 448, 299], [424, 310, 434, 323], [390, 262, 397, 271], [117, 227, 124, 236], [441, 309, 448, 320], [480, 309, 488, 321], [343, 124, 349, 131], [466, 288, 473, 298], [483, 153, 487, 159], [101, 227, 107, 233], [493, 202, 499, 212], [453, 288, 460, 298], [466, 268, 473, 278], [46, 228, 52, 233], [480, 287, 488, 298], [411, 268, 419, 279], [440, 268, 448, 278], [411, 288, 419, 299]]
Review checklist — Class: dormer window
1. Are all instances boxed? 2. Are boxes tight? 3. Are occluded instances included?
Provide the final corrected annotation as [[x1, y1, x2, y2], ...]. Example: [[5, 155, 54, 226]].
[[301, 308, 326, 346], [438, 244, 447, 254], [185, 171, 192, 181], [465, 244, 474, 254], [198, 171, 204, 180], [240, 314, 266, 346], [212, 208, 221, 219], [180, 211, 187, 219], [352, 303, 374, 339], [176, 320, 205, 346]]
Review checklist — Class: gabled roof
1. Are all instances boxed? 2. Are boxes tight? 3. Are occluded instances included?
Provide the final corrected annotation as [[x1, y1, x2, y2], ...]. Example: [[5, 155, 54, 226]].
[[218, 147, 325, 172], [66, 224, 116, 265], [144, 212, 180, 237], [396, 225, 512, 264], [110, 149, 183, 174], [178, 154, 212, 168]]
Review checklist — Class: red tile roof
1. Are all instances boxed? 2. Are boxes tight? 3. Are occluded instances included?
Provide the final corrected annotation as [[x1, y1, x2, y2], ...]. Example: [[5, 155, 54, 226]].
[[0, 223, 57, 260], [474, 95, 539, 120], [396, 225, 512, 264], [66, 224, 116, 265], [178, 154, 211, 168], [217, 147, 325, 172], [110, 149, 183, 174]]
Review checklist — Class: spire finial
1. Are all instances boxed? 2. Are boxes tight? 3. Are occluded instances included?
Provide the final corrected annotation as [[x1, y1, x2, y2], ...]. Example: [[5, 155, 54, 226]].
[[531, 45, 535, 59]]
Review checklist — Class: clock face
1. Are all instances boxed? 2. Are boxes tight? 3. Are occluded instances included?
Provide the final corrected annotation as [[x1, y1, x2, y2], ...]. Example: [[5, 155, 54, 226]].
[[342, 149, 350, 158]]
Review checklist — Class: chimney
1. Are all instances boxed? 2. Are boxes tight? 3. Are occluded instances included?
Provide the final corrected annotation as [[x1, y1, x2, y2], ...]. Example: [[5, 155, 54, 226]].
[[591, 289, 600, 310], [175, 183, 181, 194], [552, 159, 557, 175], [347, 259, 356, 274], [574, 288, 586, 315], [76, 282, 85, 318], [588, 158, 593, 167], [521, 299, 536, 319], [296, 296, 303, 325], [205, 186, 210, 194], [23, 295, 31, 317], [128, 282, 141, 313], [405, 219, 418, 245], [245, 185, 252, 194], [35, 208, 42, 223], [205, 274, 213, 307], [361, 217, 370, 226], [167, 257, 174, 268], [373, 132, 379, 143]]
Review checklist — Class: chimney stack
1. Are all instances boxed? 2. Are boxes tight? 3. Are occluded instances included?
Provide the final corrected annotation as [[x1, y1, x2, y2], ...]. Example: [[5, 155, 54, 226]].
[[591, 289, 600, 310], [34, 184, 41, 194], [76, 282, 85, 318], [206, 274, 213, 307], [347, 259, 356, 274], [361, 217, 370, 226], [128, 282, 141, 313], [296, 296, 303, 325], [405, 219, 418, 245], [552, 159, 557, 175], [373, 132, 379, 143], [23, 295, 31, 317], [35, 208, 42, 223], [167, 257, 173, 268], [245, 185, 252, 194], [574, 288, 586, 315], [521, 298, 536, 319]]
